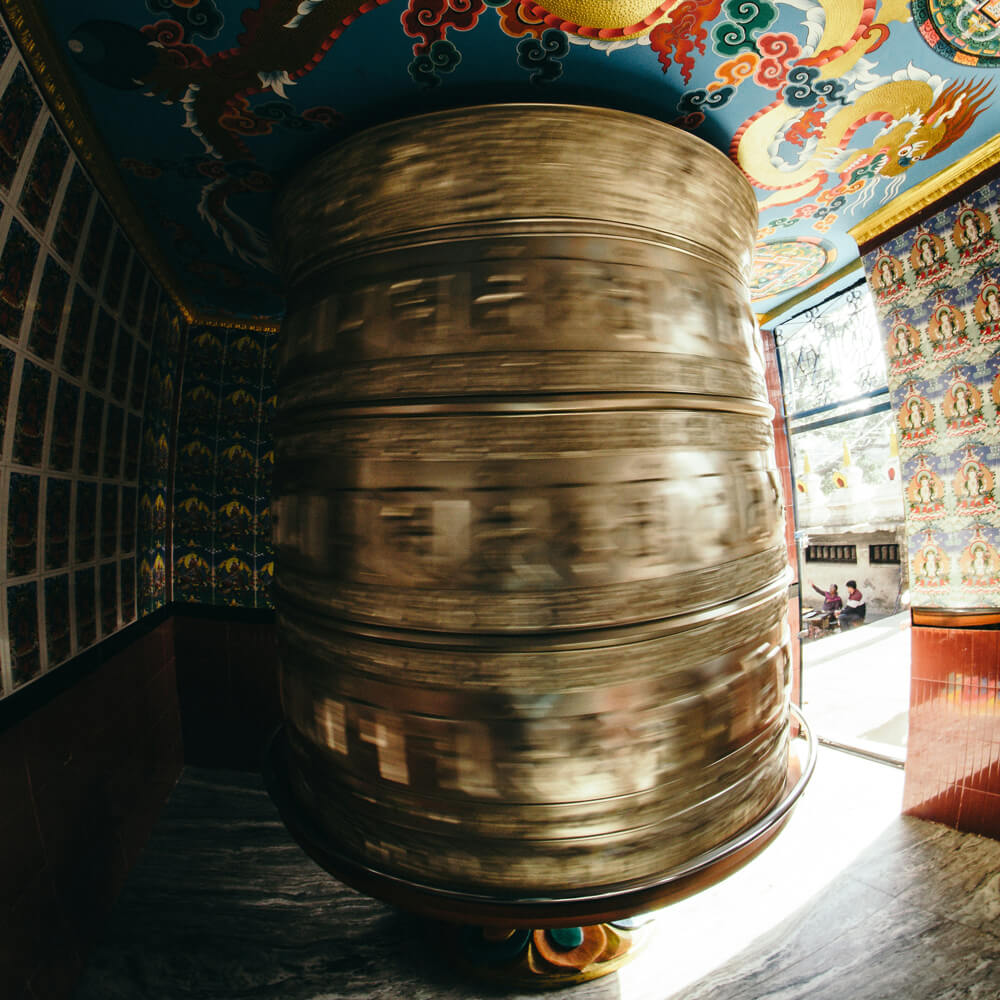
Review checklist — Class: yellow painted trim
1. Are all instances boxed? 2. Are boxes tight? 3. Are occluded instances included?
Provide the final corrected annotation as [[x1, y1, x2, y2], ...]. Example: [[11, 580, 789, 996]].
[[0, 1, 283, 334], [190, 314, 281, 334], [757, 259, 864, 327], [848, 133, 1000, 248]]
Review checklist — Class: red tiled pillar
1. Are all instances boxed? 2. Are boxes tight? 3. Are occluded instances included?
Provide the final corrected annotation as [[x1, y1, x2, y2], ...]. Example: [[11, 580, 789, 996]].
[[906, 613, 1000, 838], [761, 327, 801, 705]]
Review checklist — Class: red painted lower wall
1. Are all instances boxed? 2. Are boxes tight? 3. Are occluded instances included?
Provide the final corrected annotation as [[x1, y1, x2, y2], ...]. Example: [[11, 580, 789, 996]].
[[173, 613, 281, 770], [0, 619, 182, 999], [905, 623, 1000, 839]]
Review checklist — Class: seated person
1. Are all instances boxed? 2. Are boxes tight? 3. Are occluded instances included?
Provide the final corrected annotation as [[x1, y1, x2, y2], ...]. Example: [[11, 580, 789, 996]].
[[839, 580, 866, 628], [809, 581, 842, 629]]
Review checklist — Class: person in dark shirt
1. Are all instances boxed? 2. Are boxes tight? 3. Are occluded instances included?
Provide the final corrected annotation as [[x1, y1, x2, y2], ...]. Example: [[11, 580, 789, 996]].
[[839, 580, 866, 629]]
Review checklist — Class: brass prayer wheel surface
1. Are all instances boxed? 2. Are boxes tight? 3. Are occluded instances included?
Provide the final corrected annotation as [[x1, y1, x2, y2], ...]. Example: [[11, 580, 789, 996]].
[[272, 104, 791, 904]]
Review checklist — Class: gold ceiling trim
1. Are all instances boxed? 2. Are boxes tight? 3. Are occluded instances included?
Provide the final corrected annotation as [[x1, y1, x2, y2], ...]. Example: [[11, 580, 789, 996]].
[[0, 0, 196, 324], [756, 258, 864, 328], [848, 133, 1000, 249], [0, 1, 282, 333], [192, 315, 281, 334]]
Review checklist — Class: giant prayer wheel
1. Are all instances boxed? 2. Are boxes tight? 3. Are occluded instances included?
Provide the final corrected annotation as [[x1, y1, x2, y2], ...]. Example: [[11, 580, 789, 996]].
[[270, 105, 795, 921]]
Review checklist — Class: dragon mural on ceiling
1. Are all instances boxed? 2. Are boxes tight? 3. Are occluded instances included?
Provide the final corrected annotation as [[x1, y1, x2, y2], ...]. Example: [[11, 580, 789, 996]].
[[60, 0, 996, 316]]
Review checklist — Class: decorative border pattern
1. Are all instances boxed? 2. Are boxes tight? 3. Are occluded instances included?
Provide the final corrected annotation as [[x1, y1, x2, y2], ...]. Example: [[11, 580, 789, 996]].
[[849, 134, 1000, 250]]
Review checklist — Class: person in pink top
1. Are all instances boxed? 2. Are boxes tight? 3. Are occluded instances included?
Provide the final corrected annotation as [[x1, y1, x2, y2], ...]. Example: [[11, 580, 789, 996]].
[[810, 581, 842, 615]]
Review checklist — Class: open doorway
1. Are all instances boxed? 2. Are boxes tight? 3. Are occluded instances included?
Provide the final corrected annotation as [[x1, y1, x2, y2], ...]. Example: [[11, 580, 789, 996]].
[[775, 282, 910, 765]]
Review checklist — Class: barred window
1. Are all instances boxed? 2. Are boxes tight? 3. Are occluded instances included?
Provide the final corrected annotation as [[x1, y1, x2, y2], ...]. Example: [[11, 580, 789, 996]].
[[805, 544, 857, 563], [870, 543, 900, 564]]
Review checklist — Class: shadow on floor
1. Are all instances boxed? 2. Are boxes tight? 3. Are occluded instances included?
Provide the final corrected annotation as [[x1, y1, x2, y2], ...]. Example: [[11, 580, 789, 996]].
[[75, 752, 1000, 1000]]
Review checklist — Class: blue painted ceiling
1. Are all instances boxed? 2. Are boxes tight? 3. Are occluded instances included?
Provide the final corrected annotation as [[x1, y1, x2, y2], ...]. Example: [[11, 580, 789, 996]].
[[32, 1, 1000, 319]]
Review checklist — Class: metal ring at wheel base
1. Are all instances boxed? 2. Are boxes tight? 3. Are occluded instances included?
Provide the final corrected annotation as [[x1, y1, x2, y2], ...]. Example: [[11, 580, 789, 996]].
[[264, 705, 816, 928]]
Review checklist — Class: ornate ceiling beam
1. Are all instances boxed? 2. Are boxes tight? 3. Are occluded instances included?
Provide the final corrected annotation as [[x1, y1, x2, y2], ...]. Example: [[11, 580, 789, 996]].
[[848, 133, 1000, 252], [0, 0, 279, 333]]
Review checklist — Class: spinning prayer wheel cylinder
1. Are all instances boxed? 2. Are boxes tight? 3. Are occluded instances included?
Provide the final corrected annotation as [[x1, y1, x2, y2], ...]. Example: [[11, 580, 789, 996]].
[[271, 105, 792, 914]]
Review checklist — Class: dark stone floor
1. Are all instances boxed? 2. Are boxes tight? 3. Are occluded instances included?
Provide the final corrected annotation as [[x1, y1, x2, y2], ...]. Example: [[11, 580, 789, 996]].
[[74, 750, 1000, 1000]]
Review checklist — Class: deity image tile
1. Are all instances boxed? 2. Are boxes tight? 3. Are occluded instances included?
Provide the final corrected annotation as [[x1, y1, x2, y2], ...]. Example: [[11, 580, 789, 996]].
[[224, 334, 266, 383], [124, 413, 141, 480], [255, 499, 271, 545], [174, 547, 213, 604], [103, 231, 130, 312], [174, 489, 214, 547], [139, 283, 159, 341], [217, 494, 255, 550], [187, 329, 225, 368], [217, 436, 257, 483], [140, 548, 167, 612], [177, 435, 216, 480], [74, 567, 96, 649], [11, 359, 50, 468], [18, 118, 69, 234], [971, 269, 1000, 344], [219, 384, 259, 430], [123, 263, 145, 330], [121, 486, 137, 549], [48, 378, 80, 471], [137, 489, 154, 539], [100, 561, 118, 636], [145, 487, 169, 539], [262, 382, 276, 424], [257, 448, 274, 495], [145, 364, 171, 426], [182, 380, 220, 435], [101, 484, 119, 558], [0, 216, 41, 342], [130, 343, 149, 411], [78, 393, 104, 477], [88, 308, 114, 393], [216, 552, 253, 605], [51, 164, 94, 266], [0, 344, 14, 448], [110, 329, 133, 403], [949, 445, 997, 519], [45, 476, 72, 570], [7, 472, 40, 577], [136, 496, 166, 584], [44, 573, 71, 668], [27, 254, 69, 362], [103, 404, 124, 479], [74, 480, 97, 564], [0, 64, 42, 192], [255, 553, 274, 608], [80, 201, 111, 291], [120, 557, 136, 623], [62, 284, 94, 378], [7, 582, 40, 689], [956, 523, 1000, 591], [150, 425, 172, 476], [942, 368, 991, 439]]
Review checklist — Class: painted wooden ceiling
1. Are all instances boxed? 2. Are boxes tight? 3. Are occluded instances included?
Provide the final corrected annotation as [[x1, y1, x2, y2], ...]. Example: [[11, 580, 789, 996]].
[[26, 1, 1000, 319]]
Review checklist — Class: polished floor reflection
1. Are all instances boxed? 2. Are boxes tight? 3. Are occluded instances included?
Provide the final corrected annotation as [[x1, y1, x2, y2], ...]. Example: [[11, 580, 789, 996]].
[[75, 748, 1000, 1000]]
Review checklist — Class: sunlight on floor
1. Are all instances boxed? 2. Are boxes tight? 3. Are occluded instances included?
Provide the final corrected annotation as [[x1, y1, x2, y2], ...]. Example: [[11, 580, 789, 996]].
[[802, 612, 912, 762], [616, 746, 905, 1000]]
